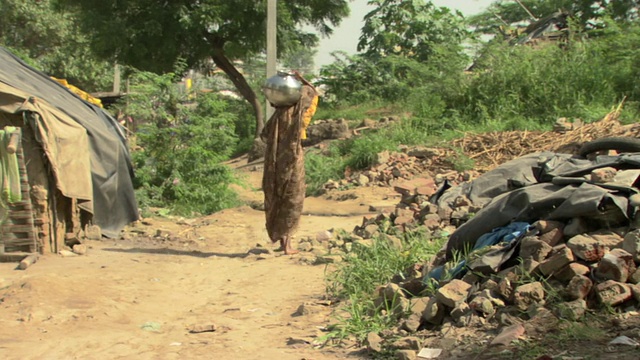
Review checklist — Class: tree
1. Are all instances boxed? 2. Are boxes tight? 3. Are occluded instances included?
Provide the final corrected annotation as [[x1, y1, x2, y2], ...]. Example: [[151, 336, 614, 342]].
[[0, 0, 114, 92], [60, 0, 350, 138], [469, 0, 640, 36], [357, 0, 468, 62]]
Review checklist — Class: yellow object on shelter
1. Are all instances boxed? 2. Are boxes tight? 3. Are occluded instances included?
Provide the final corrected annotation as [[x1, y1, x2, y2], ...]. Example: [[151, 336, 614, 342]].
[[51, 77, 103, 108], [300, 95, 318, 140]]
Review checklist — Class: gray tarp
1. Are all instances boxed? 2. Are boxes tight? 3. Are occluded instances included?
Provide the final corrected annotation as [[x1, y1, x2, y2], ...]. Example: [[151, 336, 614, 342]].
[[0, 47, 138, 238], [439, 152, 640, 258]]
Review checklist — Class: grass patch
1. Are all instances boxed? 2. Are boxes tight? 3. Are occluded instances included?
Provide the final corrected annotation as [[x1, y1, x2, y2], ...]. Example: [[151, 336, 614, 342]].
[[324, 228, 446, 344]]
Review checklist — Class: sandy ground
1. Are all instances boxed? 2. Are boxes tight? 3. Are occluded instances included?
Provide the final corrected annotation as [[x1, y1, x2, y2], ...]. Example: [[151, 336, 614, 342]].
[[0, 157, 398, 360]]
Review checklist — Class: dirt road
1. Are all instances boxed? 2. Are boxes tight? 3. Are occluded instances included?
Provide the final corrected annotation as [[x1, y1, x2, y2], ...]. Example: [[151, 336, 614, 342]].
[[0, 161, 398, 360]]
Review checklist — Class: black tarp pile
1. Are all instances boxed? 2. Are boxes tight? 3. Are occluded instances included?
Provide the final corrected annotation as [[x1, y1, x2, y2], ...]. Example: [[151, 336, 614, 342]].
[[366, 150, 640, 332]]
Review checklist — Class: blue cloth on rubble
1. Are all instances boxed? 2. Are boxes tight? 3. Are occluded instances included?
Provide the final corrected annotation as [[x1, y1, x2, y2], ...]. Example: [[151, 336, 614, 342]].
[[424, 222, 531, 284]]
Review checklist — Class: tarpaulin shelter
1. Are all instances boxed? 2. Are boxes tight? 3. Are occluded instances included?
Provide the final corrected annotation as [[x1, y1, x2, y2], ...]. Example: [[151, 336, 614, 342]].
[[0, 46, 138, 253]]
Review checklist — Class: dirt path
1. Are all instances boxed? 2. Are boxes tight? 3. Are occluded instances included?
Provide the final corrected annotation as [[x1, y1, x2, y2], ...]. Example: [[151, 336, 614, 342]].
[[0, 157, 397, 360]]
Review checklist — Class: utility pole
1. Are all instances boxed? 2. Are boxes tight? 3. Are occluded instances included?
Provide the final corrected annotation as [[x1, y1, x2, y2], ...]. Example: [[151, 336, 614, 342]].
[[266, 0, 277, 119]]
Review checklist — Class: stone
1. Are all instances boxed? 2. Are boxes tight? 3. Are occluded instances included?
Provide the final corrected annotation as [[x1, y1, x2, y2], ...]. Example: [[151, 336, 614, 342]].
[[629, 268, 640, 284], [247, 247, 272, 255], [396, 350, 417, 360], [383, 283, 407, 304], [591, 167, 617, 183], [567, 234, 606, 262], [538, 228, 564, 247], [451, 302, 473, 327], [362, 224, 379, 239], [436, 207, 453, 221], [84, 224, 102, 240], [297, 242, 313, 252], [422, 214, 441, 230], [533, 220, 564, 234], [513, 282, 545, 310], [392, 337, 422, 350], [316, 230, 333, 242], [409, 297, 430, 316], [566, 275, 593, 300], [554, 299, 587, 320], [402, 315, 422, 333], [595, 248, 635, 283], [519, 236, 553, 262], [595, 280, 633, 306], [469, 295, 495, 317], [490, 324, 525, 347], [629, 284, 640, 302], [422, 297, 445, 325], [517, 258, 540, 275], [436, 280, 472, 308], [622, 229, 640, 262], [590, 230, 624, 249], [538, 247, 575, 276], [367, 332, 384, 353], [564, 218, 590, 238], [314, 254, 343, 264], [554, 262, 591, 283], [72, 244, 87, 255]]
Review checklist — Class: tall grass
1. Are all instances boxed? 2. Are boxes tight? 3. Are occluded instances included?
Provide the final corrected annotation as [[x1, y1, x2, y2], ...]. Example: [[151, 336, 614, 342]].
[[324, 230, 445, 343]]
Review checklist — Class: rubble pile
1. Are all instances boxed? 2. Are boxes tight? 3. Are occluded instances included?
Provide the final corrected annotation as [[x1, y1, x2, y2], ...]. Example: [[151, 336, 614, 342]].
[[452, 114, 640, 171], [322, 147, 480, 192]]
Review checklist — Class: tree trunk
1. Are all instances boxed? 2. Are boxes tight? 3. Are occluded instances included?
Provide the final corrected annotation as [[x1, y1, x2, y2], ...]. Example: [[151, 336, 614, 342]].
[[210, 47, 264, 139]]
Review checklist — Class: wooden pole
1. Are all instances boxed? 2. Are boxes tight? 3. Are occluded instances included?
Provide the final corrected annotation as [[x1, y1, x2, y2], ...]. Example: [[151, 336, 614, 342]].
[[266, 0, 277, 120]]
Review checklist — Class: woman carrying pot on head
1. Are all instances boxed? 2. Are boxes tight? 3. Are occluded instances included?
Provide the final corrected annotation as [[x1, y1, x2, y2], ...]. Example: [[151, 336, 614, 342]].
[[261, 71, 319, 254]]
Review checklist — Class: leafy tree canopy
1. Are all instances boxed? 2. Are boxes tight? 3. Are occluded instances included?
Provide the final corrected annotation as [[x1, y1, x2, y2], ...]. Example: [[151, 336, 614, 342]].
[[0, 0, 113, 91], [358, 0, 469, 61], [469, 0, 640, 36], [60, 0, 350, 137]]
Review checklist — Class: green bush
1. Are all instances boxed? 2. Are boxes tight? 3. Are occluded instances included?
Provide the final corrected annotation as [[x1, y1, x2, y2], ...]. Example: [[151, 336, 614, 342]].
[[120, 69, 241, 216]]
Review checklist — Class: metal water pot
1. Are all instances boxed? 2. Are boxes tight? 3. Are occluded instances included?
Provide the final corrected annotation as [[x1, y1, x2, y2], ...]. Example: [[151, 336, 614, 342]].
[[263, 71, 302, 107]]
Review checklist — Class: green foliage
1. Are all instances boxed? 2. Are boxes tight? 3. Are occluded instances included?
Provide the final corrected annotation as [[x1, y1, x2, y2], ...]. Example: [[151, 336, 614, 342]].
[[0, 0, 113, 91], [305, 146, 345, 196], [121, 69, 240, 216], [325, 230, 445, 342], [359, 0, 468, 61], [469, 0, 640, 35]]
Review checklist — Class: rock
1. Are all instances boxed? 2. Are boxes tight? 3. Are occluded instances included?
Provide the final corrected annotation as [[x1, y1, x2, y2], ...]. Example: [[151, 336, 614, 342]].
[[519, 236, 553, 262], [566, 234, 606, 262], [84, 224, 102, 240], [436, 280, 472, 308], [590, 230, 624, 249], [595, 248, 635, 283], [622, 229, 640, 262], [629, 268, 640, 284], [591, 167, 617, 183], [490, 324, 525, 346], [357, 174, 370, 186], [407, 147, 439, 159], [362, 224, 379, 239], [402, 315, 422, 333], [533, 220, 564, 234], [72, 244, 87, 255], [469, 295, 494, 318], [58, 250, 78, 257], [538, 246, 574, 276], [566, 275, 593, 300], [629, 283, 640, 302], [554, 299, 587, 320], [396, 349, 416, 360], [422, 214, 441, 230], [538, 228, 564, 247], [392, 337, 422, 350], [316, 230, 333, 242], [450, 302, 473, 327], [595, 280, 633, 306], [367, 332, 384, 353], [305, 118, 350, 144], [293, 303, 323, 316], [513, 282, 545, 310], [422, 297, 445, 325], [553, 263, 591, 283]]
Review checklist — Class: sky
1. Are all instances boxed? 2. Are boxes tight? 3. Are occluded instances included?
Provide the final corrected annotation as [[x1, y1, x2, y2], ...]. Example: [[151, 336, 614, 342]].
[[313, 0, 496, 68]]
